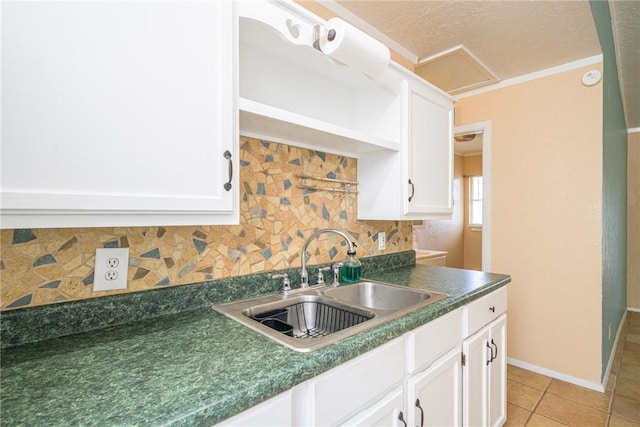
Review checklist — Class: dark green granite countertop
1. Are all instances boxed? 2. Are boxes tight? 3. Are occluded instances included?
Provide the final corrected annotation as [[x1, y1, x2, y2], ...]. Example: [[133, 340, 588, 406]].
[[1, 264, 510, 426]]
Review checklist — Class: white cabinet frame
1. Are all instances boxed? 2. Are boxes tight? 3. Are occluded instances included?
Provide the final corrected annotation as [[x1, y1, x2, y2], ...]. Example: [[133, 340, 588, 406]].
[[1, 1, 238, 228]]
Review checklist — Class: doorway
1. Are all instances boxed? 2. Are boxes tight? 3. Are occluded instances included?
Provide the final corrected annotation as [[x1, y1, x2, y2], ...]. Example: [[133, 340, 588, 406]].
[[413, 121, 492, 271], [455, 121, 491, 271]]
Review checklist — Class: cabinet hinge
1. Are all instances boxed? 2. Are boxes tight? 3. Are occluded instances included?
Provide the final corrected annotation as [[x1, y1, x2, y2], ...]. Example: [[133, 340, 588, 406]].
[[461, 352, 466, 366]]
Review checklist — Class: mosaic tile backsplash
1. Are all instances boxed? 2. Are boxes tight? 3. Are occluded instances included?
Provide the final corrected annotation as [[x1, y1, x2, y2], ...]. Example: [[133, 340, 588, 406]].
[[1, 138, 412, 310]]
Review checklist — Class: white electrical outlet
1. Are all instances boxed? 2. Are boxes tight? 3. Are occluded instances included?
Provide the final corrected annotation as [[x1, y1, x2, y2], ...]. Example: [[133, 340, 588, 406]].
[[94, 248, 129, 291], [378, 232, 386, 250]]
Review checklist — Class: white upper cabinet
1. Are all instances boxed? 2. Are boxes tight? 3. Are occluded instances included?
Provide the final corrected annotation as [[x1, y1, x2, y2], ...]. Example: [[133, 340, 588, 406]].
[[404, 77, 455, 217], [358, 70, 455, 220], [1, 1, 238, 228], [239, 0, 454, 221], [236, 0, 403, 157]]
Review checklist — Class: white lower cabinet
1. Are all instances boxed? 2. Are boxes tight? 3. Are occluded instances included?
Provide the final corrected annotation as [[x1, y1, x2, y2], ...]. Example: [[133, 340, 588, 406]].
[[407, 347, 462, 427], [214, 389, 292, 426], [462, 288, 508, 427], [488, 316, 507, 427], [405, 308, 463, 427], [296, 338, 405, 426], [340, 387, 405, 427]]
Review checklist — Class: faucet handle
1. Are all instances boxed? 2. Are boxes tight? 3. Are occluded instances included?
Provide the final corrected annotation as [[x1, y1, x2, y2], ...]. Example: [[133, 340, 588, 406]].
[[316, 266, 331, 285], [272, 273, 291, 294], [331, 262, 344, 287]]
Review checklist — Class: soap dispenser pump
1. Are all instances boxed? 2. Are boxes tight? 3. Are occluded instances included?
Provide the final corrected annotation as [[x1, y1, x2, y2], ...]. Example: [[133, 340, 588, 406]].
[[341, 247, 361, 283]]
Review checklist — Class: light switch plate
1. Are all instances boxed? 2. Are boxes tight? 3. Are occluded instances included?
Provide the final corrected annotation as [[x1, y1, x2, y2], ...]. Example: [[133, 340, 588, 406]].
[[94, 248, 129, 291]]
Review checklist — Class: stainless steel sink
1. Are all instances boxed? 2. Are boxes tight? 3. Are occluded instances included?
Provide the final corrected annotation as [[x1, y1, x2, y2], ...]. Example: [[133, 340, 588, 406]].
[[321, 281, 433, 311], [242, 295, 375, 339], [213, 280, 448, 352]]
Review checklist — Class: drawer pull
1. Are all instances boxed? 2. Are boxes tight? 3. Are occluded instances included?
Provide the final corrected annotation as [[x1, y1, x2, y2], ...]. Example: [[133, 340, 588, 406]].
[[489, 306, 495, 313], [415, 398, 424, 427], [398, 411, 407, 427]]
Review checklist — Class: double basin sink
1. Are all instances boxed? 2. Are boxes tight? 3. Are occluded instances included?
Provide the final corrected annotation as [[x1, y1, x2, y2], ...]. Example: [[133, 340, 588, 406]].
[[213, 280, 448, 352]]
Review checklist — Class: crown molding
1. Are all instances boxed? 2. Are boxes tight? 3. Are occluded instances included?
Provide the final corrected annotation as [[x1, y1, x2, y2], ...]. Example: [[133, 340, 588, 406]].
[[457, 54, 604, 99]]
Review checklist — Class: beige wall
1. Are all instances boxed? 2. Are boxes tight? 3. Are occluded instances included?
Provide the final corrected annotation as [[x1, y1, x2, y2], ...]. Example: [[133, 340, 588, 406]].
[[629, 132, 640, 310], [464, 155, 483, 176], [456, 64, 604, 383], [414, 155, 465, 267]]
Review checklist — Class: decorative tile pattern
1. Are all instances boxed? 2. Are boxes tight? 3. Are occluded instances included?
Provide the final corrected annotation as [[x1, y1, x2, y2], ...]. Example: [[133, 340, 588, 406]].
[[0, 251, 418, 348], [0, 138, 412, 310]]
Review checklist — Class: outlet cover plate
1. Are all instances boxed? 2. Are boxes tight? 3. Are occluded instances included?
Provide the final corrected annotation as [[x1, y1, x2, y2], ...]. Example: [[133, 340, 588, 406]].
[[378, 232, 386, 250], [94, 248, 129, 291]]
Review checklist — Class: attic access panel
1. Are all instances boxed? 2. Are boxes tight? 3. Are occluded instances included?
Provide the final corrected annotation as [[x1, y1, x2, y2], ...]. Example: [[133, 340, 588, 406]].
[[415, 45, 498, 95]]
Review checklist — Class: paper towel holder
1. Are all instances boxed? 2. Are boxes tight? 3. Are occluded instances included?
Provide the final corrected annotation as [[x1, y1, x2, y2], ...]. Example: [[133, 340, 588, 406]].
[[312, 25, 336, 51]]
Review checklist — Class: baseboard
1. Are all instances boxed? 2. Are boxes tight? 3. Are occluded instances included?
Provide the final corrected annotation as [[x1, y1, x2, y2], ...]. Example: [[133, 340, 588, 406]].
[[628, 307, 640, 313], [508, 310, 630, 394], [601, 310, 629, 390], [506, 358, 605, 392]]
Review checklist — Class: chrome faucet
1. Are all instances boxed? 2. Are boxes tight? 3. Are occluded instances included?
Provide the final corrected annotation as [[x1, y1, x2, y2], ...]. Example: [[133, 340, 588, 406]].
[[300, 229, 357, 287]]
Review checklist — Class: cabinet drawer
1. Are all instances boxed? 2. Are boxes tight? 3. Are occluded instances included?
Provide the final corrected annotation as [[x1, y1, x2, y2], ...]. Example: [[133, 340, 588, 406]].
[[306, 338, 403, 426], [339, 387, 404, 427], [465, 287, 507, 337], [405, 308, 463, 374], [215, 390, 292, 426]]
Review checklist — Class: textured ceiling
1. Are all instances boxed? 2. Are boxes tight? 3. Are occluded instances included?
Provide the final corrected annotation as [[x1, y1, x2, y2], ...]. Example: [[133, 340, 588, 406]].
[[325, 0, 639, 129], [610, 0, 640, 129]]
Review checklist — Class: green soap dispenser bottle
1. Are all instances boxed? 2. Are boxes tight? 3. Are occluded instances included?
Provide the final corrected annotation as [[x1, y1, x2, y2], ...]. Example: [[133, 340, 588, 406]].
[[341, 249, 361, 283]]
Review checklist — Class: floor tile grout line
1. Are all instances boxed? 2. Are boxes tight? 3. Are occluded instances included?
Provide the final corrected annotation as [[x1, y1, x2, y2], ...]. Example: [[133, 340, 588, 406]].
[[542, 386, 613, 414]]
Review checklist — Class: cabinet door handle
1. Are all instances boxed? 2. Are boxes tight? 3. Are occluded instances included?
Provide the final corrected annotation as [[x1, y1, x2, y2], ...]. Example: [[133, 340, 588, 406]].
[[415, 398, 424, 427], [491, 338, 498, 362], [223, 150, 232, 191], [408, 179, 415, 202], [486, 342, 494, 365], [398, 411, 407, 427]]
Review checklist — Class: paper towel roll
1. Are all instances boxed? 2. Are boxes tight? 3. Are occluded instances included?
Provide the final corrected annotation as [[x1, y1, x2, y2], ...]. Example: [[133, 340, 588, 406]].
[[319, 17, 390, 79]]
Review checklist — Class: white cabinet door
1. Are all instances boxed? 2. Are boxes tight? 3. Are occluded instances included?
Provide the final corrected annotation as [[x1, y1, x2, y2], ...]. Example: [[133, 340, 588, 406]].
[[462, 312, 507, 427], [404, 79, 454, 218], [462, 327, 490, 427], [1, 1, 237, 228], [488, 315, 507, 427], [407, 347, 462, 427], [340, 387, 404, 427], [357, 76, 454, 221], [214, 390, 292, 427]]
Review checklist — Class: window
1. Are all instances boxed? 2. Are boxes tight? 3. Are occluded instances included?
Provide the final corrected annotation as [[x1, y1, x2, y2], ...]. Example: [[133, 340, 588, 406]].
[[469, 176, 483, 226]]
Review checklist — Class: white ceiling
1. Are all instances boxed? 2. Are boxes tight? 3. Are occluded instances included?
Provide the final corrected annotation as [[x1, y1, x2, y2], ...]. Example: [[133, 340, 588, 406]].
[[321, 0, 640, 129]]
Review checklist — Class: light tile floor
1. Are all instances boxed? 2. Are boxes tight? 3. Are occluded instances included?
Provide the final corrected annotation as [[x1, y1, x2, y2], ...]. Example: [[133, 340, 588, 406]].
[[505, 310, 640, 427]]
